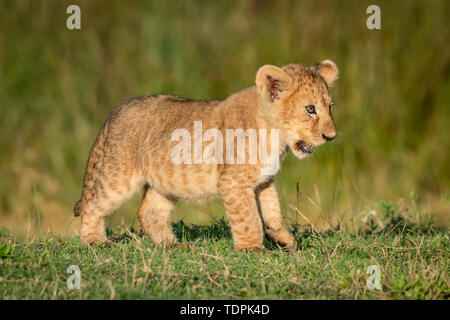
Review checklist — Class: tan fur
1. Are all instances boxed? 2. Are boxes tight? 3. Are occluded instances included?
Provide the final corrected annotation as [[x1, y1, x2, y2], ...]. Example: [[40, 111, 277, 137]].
[[74, 61, 339, 250]]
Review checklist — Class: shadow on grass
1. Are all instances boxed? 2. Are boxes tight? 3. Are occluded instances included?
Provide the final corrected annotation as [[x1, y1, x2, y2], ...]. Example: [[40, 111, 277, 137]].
[[172, 218, 232, 242], [106, 218, 233, 245]]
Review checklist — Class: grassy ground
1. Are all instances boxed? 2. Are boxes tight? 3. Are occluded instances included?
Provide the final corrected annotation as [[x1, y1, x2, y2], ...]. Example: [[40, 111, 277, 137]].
[[1, 201, 448, 299]]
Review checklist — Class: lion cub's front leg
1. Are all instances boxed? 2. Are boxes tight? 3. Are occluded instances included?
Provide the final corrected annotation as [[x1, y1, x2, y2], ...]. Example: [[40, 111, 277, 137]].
[[219, 183, 264, 251], [256, 182, 297, 249]]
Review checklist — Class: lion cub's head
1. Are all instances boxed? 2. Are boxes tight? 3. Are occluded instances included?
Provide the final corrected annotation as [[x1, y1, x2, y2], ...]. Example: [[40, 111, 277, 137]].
[[256, 60, 339, 159]]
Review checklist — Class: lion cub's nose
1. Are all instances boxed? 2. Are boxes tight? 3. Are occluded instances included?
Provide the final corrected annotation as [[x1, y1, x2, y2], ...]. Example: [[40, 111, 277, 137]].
[[322, 133, 336, 141]]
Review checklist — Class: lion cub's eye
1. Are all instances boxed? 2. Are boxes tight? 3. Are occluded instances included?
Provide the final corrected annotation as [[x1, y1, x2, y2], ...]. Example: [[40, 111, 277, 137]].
[[305, 105, 316, 114]]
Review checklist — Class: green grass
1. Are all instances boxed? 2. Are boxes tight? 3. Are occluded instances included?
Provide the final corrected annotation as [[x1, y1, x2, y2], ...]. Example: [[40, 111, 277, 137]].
[[1, 203, 448, 299]]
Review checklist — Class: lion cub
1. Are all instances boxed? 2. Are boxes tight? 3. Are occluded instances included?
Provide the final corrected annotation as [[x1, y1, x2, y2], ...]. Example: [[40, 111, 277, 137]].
[[74, 60, 339, 251]]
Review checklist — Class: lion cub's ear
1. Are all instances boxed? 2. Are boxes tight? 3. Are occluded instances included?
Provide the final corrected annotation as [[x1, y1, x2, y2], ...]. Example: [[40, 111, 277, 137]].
[[311, 59, 339, 86], [256, 65, 293, 102]]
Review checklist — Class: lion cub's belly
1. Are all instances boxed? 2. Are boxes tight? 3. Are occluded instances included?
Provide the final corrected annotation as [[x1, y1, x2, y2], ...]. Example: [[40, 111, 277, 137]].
[[145, 162, 219, 201]]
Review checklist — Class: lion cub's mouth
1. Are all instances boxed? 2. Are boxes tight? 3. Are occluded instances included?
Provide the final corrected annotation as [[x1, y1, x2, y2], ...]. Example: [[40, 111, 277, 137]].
[[295, 140, 315, 154]]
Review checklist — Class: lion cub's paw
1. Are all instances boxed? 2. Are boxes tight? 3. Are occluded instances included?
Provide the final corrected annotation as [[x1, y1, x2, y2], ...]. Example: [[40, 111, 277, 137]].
[[267, 228, 298, 250], [279, 236, 298, 251], [236, 247, 269, 254]]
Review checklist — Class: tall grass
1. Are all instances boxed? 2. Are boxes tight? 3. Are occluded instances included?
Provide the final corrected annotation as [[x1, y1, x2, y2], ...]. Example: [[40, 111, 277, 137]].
[[0, 0, 448, 237]]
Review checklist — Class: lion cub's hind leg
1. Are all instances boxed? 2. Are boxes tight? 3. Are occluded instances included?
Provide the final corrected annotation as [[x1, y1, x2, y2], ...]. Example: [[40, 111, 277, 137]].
[[80, 168, 141, 245], [137, 187, 178, 246]]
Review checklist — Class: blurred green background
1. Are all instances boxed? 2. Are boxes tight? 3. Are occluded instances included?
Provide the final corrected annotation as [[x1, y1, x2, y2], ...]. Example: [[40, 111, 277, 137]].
[[0, 0, 448, 237]]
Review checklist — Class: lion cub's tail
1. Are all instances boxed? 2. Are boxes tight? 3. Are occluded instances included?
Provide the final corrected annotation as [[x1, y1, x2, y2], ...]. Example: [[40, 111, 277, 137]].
[[73, 120, 110, 217]]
